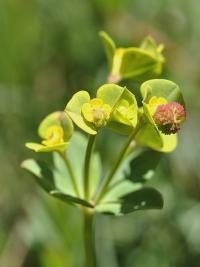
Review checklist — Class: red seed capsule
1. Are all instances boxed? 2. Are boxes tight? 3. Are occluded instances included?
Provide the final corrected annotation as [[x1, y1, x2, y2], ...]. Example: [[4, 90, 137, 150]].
[[153, 102, 186, 135]]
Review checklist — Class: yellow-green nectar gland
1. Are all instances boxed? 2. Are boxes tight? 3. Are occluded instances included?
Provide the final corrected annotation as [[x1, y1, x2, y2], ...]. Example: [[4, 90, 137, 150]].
[[82, 98, 112, 128], [148, 96, 168, 115], [42, 125, 64, 146]]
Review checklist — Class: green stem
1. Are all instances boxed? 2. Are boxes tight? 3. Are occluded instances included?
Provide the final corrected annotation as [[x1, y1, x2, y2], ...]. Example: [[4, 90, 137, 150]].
[[59, 152, 80, 197], [94, 127, 140, 204], [83, 209, 96, 267], [84, 135, 96, 200]]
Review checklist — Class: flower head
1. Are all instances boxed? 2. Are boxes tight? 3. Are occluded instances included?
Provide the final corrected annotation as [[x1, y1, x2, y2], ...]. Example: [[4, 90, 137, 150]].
[[137, 79, 186, 152], [82, 98, 111, 128], [42, 125, 64, 146], [65, 84, 138, 135], [25, 111, 73, 152], [99, 31, 165, 83], [153, 102, 186, 135]]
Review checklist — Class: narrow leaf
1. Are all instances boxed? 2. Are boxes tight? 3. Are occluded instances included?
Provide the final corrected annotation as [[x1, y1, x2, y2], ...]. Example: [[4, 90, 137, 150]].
[[50, 190, 94, 208]]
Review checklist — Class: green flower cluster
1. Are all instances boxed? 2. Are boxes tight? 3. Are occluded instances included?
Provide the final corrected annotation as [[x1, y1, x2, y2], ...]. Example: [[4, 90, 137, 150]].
[[26, 80, 185, 154], [23, 31, 186, 217]]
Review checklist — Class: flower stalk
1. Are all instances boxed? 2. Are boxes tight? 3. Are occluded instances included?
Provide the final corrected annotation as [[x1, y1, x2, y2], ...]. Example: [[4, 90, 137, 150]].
[[84, 135, 96, 200], [83, 209, 96, 267]]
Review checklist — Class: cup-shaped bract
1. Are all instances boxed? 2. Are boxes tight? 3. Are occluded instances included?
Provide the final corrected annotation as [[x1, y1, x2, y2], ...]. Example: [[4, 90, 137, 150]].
[[136, 79, 186, 152], [99, 31, 165, 83], [97, 84, 138, 134], [26, 111, 74, 152], [65, 84, 138, 135]]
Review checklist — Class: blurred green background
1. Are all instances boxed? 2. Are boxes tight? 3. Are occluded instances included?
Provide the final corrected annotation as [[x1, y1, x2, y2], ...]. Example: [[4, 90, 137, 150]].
[[0, 0, 200, 266]]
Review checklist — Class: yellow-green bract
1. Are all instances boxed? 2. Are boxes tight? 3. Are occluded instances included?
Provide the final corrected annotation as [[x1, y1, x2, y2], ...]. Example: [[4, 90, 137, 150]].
[[25, 111, 74, 152], [99, 31, 165, 83], [65, 84, 138, 135]]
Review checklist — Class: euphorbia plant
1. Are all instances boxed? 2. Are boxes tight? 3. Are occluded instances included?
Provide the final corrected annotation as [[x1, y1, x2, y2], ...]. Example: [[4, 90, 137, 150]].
[[22, 32, 186, 267]]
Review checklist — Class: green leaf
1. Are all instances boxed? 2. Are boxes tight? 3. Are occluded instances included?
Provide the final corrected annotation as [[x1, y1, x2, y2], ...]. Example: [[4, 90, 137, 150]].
[[65, 132, 88, 197], [53, 153, 76, 196], [141, 79, 185, 106], [96, 187, 163, 216], [125, 149, 162, 183], [99, 31, 116, 70], [38, 111, 74, 141], [65, 91, 97, 135], [50, 190, 93, 208], [101, 180, 142, 204], [21, 159, 55, 192], [120, 187, 163, 214], [21, 158, 94, 208]]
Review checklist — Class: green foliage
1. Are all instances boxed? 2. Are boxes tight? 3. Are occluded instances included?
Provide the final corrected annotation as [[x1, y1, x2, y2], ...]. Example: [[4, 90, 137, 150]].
[[21, 158, 93, 208], [22, 130, 164, 215]]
